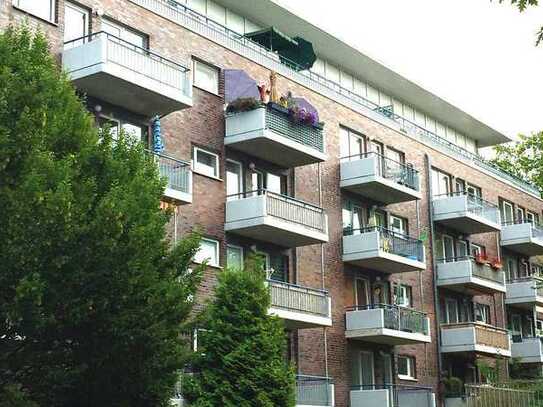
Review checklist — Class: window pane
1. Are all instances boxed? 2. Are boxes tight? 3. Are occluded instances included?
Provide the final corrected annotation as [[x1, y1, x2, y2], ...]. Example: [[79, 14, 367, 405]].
[[227, 246, 243, 269], [17, 0, 54, 21], [195, 240, 218, 265], [267, 173, 282, 194], [339, 128, 349, 161], [195, 149, 218, 177], [398, 357, 408, 376], [194, 61, 219, 94], [226, 161, 242, 200], [64, 3, 88, 47]]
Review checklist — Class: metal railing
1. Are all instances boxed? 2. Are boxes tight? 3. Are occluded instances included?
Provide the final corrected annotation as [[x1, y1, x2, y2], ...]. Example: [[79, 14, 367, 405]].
[[265, 104, 324, 152], [342, 151, 420, 191], [268, 280, 329, 317], [353, 384, 434, 407], [64, 31, 191, 97], [227, 189, 326, 233], [438, 255, 505, 285], [345, 226, 424, 262], [464, 384, 537, 407], [347, 304, 429, 335], [433, 191, 500, 224], [296, 375, 333, 406], [128, 0, 540, 197], [502, 219, 543, 241], [442, 322, 510, 350], [150, 151, 191, 195], [506, 276, 543, 298]]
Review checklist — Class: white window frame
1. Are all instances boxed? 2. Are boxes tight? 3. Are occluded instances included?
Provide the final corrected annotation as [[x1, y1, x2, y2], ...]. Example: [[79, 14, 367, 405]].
[[226, 244, 244, 270], [194, 238, 219, 267], [193, 147, 220, 179], [63, 2, 89, 48], [193, 59, 220, 94], [390, 215, 407, 236], [502, 200, 514, 224], [354, 277, 370, 308], [225, 159, 243, 200], [395, 284, 411, 308], [397, 355, 416, 380], [13, 0, 56, 22]]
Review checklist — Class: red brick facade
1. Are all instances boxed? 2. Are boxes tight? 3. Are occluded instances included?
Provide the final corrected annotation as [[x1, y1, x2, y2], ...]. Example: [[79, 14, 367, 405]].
[[3, 1, 542, 406]]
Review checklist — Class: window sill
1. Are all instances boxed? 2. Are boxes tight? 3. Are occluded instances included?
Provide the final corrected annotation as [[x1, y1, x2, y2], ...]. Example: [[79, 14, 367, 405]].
[[192, 261, 223, 270], [193, 169, 223, 182], [12, 5, 58, 27], [193, 84, 221, 98], [398, 375, 418, 382]]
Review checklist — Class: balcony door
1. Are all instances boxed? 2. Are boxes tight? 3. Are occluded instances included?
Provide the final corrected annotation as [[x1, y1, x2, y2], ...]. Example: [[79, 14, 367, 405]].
[[442, 234, 455, 262], [501, 200, 514, 224], [102, 19, 147, 49], [64, 2, 89, 48], [359, 351, 375, 389], [355, 278, 369, 308], [226, 160, 243, 201]]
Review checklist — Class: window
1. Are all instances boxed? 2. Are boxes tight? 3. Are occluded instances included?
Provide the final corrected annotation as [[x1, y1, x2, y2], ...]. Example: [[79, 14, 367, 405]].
[[193, 59, 219, 94], [339, 127, 364, 161], [527, 211, 539, 225], [474, 303, 491, 324], [226, 160, 242, 200], [355, 278, 369, 307], [193, 147, 219, 178], [342, 200, 367, 235], [442, 234, 455, 262], [398, 356, 416, 380], [266, 172, 287, 195], [98, 116, 146, 144], [394, 284, 412, 308], [501, 200, 514, 224], [470, 243, 484, 258], [390, 215, 407, 236], [194, 238, 219, 267], [445, 298, 459, 324], [64, 2, 88, 48], [431, 168, 451, 198], [516, 206, 526, 223], [226, 245, 243, 269], [102, 19, 147, 48], [455, 178, 465, 193], [13, 0, 56, 22], [466, 183, 482, 198]]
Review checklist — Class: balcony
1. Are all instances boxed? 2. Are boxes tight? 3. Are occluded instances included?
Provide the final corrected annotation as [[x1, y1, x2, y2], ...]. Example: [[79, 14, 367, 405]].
[[436, 256, 506, 295], [225, 190, 328, 248], [511, 336, 543, 364], [501, 221, 543, 256], [225, 105, 326, 168], [63, 32, 192, 117], [345, 304, 431, 345], [432, 193, 501, 234], [268, 280, 332, 329], [296, 375, 334, 407], [152, 152, 192, 204], [350, 385, 436, 407], [505, 277, 543, 308], [440, 323, 511, 357], [340, 153, 421, 204], [342, 227, 425, 273]]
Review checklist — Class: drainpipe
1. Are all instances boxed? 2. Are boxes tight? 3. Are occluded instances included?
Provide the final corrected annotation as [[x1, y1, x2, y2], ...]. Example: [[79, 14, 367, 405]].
[[317, 161, 329, 378], [424, 154, 444, 389]]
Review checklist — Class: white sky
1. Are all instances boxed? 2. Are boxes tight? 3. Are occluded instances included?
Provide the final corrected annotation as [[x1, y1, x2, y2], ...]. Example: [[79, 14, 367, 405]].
[[278, 0, 543, 140]]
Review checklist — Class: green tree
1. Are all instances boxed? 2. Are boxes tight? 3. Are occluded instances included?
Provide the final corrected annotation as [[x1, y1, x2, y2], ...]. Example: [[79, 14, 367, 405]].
[[0, 26, 203, 406], [182, 257, 296, 407], [497, 0, 543, 45], [490, 131, 543, 195]]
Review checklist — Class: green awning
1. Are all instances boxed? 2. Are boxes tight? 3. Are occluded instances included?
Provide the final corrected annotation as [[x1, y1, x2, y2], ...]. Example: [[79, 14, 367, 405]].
[[245, 27, 316, 71]]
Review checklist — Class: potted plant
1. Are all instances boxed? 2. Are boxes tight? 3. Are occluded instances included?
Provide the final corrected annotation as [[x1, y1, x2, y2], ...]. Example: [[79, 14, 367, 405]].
[[491, 258, 503, 270], [474, 253, 488, 265]]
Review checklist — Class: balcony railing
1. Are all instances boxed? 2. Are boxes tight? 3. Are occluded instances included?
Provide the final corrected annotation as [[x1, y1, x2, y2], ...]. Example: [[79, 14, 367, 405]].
[[342, 152, 419, 191], [438, 256, 506, 285], [345, 226, 424, 262], [128, 0, 540, 197], [296, 375, 334, 406], [268, 280, 329, 317], [441, 322, 510, 355], [503, 220, 543, 239], [347, 304, 429, 336], [153, 152, 191, 194], [435, 192, 500, 224], [264, 104, 324, 152], [230, 190, 327, 234], [351, 384, 435, 407], [64, 31, 191, 98]]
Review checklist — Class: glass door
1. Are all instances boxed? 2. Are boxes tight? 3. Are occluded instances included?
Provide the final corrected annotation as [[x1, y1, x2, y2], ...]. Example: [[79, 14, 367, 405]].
[[226, 160, 243, 201], [502, 201, 514, 224], [359, 351, 375, 389], [64, 2, 89, 48], [355, 278, 369, 308], [442, 235, 455, 262]]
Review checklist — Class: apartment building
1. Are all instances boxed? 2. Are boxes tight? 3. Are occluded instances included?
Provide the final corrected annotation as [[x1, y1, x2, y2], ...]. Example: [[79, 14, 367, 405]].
[[4, 0, 543, 406]]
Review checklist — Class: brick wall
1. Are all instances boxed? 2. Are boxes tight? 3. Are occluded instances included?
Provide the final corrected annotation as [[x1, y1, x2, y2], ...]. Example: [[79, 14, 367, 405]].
[[3, 1, 543, 406]]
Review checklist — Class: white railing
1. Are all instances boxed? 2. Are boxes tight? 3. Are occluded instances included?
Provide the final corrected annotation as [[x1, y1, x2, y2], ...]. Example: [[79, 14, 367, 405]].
[[268, 280, 329, 317]]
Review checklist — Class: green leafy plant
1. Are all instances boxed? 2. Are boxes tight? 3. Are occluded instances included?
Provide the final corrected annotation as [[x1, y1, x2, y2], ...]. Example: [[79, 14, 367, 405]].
[[0, 26, 203, 406], [443, 376, 464, 398], [226, 97, 263, 114], [181, 255, 296, 407]]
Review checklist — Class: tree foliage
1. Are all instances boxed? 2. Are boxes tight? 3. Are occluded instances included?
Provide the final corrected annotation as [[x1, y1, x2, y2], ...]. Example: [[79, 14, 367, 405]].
[[182, 257, 296, 407], [490, 131, 543, 195], [0, 26, 203, 406], [497, 0, 543, 45]]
